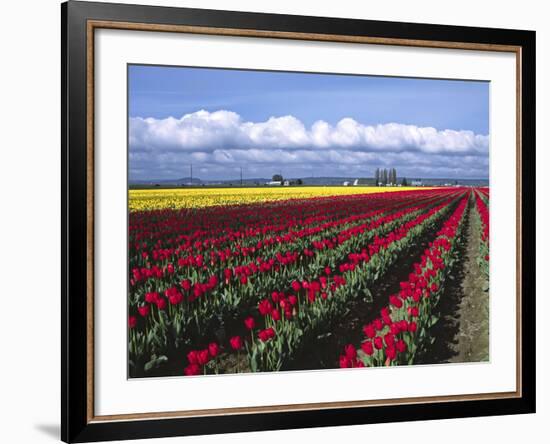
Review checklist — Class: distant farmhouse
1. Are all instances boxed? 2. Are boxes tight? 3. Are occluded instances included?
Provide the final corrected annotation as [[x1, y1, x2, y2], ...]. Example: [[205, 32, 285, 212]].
[[266, 174, 283, 186], [411, 179, 423, 186], [265, 174, 303, 186]]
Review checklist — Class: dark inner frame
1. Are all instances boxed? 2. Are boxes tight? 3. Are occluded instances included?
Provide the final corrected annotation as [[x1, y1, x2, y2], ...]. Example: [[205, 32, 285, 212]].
[[62, 1, 536, 442]]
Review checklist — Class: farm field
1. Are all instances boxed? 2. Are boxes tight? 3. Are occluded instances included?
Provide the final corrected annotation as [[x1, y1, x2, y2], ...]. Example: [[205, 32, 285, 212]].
[[128, 186, 489, 377], [128, 185, 422, 211]]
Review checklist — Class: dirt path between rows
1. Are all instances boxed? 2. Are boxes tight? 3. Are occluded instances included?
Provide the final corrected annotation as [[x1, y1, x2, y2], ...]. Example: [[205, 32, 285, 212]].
[[418, 194, 489, 364], [449, 195, 490, 362]]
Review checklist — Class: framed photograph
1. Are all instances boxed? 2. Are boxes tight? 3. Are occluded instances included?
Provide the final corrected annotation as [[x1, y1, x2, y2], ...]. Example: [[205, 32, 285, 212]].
[[62, 1, 535, 442]]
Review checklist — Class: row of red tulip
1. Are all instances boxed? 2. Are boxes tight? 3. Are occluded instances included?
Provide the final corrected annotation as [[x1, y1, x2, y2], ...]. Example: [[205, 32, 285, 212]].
[[181, 191, 465, 374], [129, 190, 448, 288], [131, 191, 459, 374], [475, 191, 489, 246], [131, 193, 440, 286], [338, 192, 470, 368], [474, 189, 489, 280], [162, 192, 446, 282], [128, 189, 471, 377], [129, 191, 426, 252], [129, 190, 458, 330]]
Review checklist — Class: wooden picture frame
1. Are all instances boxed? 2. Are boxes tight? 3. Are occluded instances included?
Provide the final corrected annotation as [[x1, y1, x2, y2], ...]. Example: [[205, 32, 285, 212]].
[[62, 1, 536, 442]]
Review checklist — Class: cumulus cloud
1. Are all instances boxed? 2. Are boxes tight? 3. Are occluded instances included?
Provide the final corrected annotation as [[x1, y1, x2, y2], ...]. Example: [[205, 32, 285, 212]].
[[129, 110, 489, 180], [130, 110, 489, 155]]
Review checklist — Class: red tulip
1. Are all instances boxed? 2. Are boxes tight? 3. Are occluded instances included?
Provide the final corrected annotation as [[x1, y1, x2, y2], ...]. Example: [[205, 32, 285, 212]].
[[385, 347, 397, 361], [184, 363, 201, 376], [229, 336, 243, 350], [156, 298, 166, 310], [244, 316, 255, 330], [396, 339, 407, 353], [128, 316, 137, 329], [271, 309, 281, 322], [390, 323, 400, 335], [224, 268, 233, 283], [208, 342, 219, 358], [361, 341, 374, 356], [145, 292, 159, 304], [138, 305, 149, 317], [363, 324, 376, 339], [344, 344, 357, 360], [389, 295, 402, 308], [187, 350, 199, 365], [197, 349, 210, 365], [166, 286, 183, 305], [407, 306, 419, 317], [339, 355, 352, 368], [384, 332, 395, 348], [258, 327, 276, 342], [207, 274, 218, 289], [258, 299, 273, 316]]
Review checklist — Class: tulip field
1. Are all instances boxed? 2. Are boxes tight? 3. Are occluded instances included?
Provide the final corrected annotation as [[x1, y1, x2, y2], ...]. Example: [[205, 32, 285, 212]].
[[128, 186, 489, 377]]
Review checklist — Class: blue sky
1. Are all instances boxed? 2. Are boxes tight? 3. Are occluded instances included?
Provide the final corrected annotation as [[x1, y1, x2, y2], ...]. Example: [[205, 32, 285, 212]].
[[128, 64, 489, 181]]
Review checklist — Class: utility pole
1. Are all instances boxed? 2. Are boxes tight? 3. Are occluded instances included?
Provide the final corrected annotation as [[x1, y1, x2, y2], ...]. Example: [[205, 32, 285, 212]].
[[190, 163, 193, 185]]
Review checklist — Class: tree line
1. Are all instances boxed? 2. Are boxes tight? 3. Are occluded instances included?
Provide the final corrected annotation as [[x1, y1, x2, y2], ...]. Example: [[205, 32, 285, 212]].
[[374, 168, 408, 186]]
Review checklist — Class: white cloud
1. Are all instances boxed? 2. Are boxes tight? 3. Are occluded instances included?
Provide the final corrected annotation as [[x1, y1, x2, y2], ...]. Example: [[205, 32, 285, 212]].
[[130, 109, 489, 155], [129, 110, 489, 180]]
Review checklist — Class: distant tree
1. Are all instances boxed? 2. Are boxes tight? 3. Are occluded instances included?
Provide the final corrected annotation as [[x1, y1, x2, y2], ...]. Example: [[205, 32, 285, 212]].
[[382, 169, 388, 185], [272, 174, 283, 182], [392, 168, 397, 185], [374, 168, 380, 186], [401, 177, 408, 186], [296, 178, 303, 185]]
